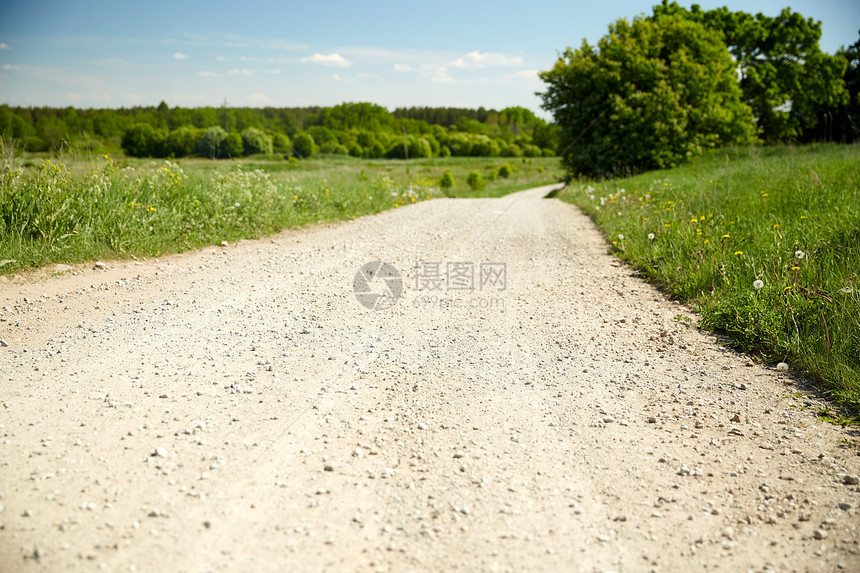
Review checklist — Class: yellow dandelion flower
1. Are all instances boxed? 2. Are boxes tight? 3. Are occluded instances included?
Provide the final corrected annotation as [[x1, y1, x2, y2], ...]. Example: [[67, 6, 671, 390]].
[[704, 239, 709, 244], [800, 216, 807, 220], [791, 266, 800, 271], [734, 251, 743, 256], [721, 234, 731, 239], [690, 218, 697, 224], [783, 286, 792, 292]]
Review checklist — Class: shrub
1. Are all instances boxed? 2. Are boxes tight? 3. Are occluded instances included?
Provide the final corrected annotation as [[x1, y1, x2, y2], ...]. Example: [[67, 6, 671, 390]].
[[292, 132, 316, 158], [271, 133, 292, 155], [241, 128, 273, 155], [320, 141, 349, 155], [439, 170, 454, 189], [466, 171, 484, 190], [498, 163, 512, 179], [521, 143, 542, 157], [122, 123, 165, 157], [223, 132, 244, 158], [198, 126, 228, 159], [163, 126, 202, 158]]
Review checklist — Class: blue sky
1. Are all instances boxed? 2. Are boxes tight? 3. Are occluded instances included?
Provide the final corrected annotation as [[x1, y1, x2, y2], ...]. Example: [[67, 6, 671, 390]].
[[0, 0, 857, 115]]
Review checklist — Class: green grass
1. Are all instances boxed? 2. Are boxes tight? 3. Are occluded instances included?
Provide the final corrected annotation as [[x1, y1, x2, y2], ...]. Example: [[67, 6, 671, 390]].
[[556, 143, 860, 417], [0, 147, 561, 273]]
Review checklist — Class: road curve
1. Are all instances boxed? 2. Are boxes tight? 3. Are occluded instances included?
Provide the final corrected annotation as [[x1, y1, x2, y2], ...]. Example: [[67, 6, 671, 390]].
[[1, 184, 858, 572]]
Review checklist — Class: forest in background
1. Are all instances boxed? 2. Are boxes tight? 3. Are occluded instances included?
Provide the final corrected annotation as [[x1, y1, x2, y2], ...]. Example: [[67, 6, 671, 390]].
[[0, 102, 558, 160]]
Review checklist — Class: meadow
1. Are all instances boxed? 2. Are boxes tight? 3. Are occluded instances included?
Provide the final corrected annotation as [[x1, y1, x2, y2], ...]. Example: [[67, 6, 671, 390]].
[[0, 146, 561, 273], [556, 143, 860, 418]]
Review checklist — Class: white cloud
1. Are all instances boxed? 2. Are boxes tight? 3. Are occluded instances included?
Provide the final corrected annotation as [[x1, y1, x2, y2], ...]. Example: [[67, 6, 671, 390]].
[[429, 66, 454, 84], [265, 68, 282, 74], [247, 93, 269, 105], [216, 56, 227, 61], [393, 64, 413, 72], [0, 42, 9, 50], [450, 51, 523, 69], [228, 69, 253, 76], [2, 64, 20, 70], [197, 71, 217, 77], [302, 53, 350, 68], [173, 52, 191, 60]]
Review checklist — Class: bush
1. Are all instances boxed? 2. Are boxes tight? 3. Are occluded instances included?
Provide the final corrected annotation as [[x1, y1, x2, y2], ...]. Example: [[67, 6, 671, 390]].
[[439, 170, 454, 189], [241, 128, 273, 155], [122, 123, 165, 157], [164, 127, 202, 158], [466, 171, 484, 190], [385, 137, 433, 159], [438, 146, 451, 158], [198, 126, 228, 159], [498, 163, 512, 179], [365, 141, 386, 159], [271, 133, 292, 155], [520, 143, 542, 157], [223, 132, 244, 158], [320, 141, 349, 155], [21, 136, 48, 152], [292, 132, 316, 158], [307, 126, 337, 146]]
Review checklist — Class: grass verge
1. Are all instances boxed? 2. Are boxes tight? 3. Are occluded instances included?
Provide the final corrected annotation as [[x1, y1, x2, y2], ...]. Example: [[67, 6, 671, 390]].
[[0, 148, 561, 273], [555, 143, 860, 418]]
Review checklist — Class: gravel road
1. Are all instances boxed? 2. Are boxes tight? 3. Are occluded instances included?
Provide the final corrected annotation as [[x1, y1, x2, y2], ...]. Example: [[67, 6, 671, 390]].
[[1, 184, 859, 572]]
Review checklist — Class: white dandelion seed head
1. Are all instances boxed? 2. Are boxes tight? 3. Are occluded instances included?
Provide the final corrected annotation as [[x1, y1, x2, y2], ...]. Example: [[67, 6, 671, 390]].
[[840, 287, 853, 294], [776, 362, 789, 372], [795, 250, 805, 259], [648, 233, 655, 240], [618, 234, 624, 240], [753, 280, 764, 290]]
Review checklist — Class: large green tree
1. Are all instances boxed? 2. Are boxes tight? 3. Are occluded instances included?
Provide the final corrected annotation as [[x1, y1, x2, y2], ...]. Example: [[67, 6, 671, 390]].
[[651, 1, 849, 142], [804, 31, 860, 142], [540, 14, 756, 178]]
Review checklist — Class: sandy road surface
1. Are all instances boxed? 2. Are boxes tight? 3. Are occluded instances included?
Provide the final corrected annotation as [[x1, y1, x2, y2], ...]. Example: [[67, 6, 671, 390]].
[[1, 185, 859, 572]]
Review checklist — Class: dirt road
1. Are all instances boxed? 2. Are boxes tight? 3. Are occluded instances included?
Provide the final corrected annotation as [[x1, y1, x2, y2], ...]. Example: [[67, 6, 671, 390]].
[[1, 185, 858, 572]]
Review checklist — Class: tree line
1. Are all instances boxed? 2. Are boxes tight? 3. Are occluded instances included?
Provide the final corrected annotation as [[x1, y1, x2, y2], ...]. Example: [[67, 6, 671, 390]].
[[0, 101, 558, 160], [540, 1, 860, 178]]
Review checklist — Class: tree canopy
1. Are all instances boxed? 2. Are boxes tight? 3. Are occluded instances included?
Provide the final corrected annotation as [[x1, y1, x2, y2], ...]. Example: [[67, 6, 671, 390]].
[[650, 1, 849, 142], [0, 101, 558, 160], [540, 13, 756, 178]]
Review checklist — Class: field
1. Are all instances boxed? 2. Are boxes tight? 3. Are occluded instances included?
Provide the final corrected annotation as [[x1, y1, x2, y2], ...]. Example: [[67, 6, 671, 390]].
[[556, 143, 860, 417], [0, 148, 562, 273]]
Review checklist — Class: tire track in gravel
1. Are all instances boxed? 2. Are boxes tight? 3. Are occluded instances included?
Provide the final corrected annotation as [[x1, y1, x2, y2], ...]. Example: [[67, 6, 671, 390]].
[[1, 184, 859, 572]]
